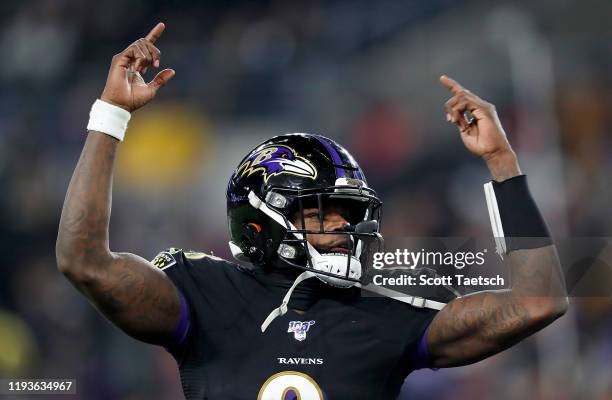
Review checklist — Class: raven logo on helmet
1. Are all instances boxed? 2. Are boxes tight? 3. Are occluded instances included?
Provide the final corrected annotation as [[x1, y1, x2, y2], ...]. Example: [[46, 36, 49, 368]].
[[226, 134, 386, 332], [235, 145, 317, 183]]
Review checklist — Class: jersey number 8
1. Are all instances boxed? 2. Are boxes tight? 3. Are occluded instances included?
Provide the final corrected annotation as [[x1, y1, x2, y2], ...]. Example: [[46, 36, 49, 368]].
[[258, 371, 323, 400]]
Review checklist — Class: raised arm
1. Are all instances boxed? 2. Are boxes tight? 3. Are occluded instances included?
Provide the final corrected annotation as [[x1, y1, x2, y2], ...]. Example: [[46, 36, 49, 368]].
[[56, 23, 178, 345], [425, 76, 568, 367]]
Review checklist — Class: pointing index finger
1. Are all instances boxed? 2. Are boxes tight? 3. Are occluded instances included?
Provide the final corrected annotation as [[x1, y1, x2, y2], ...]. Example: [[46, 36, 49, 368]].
[[145, 22, 165, 44], [439, 74, 465, 94]]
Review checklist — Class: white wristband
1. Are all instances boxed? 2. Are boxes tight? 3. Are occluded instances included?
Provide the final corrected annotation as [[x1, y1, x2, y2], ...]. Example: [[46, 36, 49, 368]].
[[86, 99, 131, 141]]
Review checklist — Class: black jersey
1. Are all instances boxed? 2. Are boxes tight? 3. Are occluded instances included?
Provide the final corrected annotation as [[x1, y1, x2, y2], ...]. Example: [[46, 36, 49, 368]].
[[152, 248, 438, 400]]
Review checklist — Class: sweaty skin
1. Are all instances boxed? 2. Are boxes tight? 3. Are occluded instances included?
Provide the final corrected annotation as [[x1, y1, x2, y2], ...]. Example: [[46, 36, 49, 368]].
[[56, 23, 179, 345], [422, 76, 568, 367], [57, 25, 567, 365], [293, 204, 353, 252]]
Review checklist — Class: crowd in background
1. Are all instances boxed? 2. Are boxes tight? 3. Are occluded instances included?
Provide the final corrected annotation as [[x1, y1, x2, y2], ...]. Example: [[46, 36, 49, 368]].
[[0, 0, 610, 398]]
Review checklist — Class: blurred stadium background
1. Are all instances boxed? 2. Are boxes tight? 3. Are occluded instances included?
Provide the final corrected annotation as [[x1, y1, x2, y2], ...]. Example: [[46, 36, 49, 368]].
[[0, 0, 610, 399]]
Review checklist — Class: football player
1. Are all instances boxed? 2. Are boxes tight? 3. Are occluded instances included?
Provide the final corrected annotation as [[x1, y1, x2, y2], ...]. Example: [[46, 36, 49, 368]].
[[56, 23, 568, 399]]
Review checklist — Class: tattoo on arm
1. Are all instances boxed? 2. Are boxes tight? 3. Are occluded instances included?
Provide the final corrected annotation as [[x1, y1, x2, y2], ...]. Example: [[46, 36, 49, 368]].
[[56, 132, 180, 345], [426, 246, 568, 367], [86, 253, 180, 344]]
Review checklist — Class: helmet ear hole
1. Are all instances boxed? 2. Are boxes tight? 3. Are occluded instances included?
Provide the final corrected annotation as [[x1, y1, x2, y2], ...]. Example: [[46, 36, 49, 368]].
[[247, 222, 263, 233], [226, 133, 381, 282]]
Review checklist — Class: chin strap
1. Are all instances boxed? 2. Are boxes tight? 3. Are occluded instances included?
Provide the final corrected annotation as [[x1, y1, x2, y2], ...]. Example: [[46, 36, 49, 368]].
[[261, 271, 316, 333], [356, 283, 448, 311]]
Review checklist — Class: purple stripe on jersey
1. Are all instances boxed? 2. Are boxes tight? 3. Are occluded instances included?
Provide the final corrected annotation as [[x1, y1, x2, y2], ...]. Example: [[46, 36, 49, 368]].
[[313, 135, 347, 178], [412, 324, 432, 370], [173, 290, 191, 346]]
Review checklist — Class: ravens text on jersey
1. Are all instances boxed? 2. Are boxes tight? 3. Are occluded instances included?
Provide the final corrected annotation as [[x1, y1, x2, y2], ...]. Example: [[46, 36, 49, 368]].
[[154, 248, 438, 400]]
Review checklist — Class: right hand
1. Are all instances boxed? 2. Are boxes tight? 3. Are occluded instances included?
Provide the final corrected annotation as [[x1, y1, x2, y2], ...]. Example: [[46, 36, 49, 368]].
[[100, 23, 175, 112]]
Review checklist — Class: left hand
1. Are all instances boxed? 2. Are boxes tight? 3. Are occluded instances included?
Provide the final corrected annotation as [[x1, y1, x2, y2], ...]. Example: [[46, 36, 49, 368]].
[[100, 23, 175, 112], [440, 75, 513, 161]]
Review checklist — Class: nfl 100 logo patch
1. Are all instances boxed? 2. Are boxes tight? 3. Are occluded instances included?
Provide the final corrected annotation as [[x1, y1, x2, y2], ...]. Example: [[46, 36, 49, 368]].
[[287, 321, 315, 341]]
